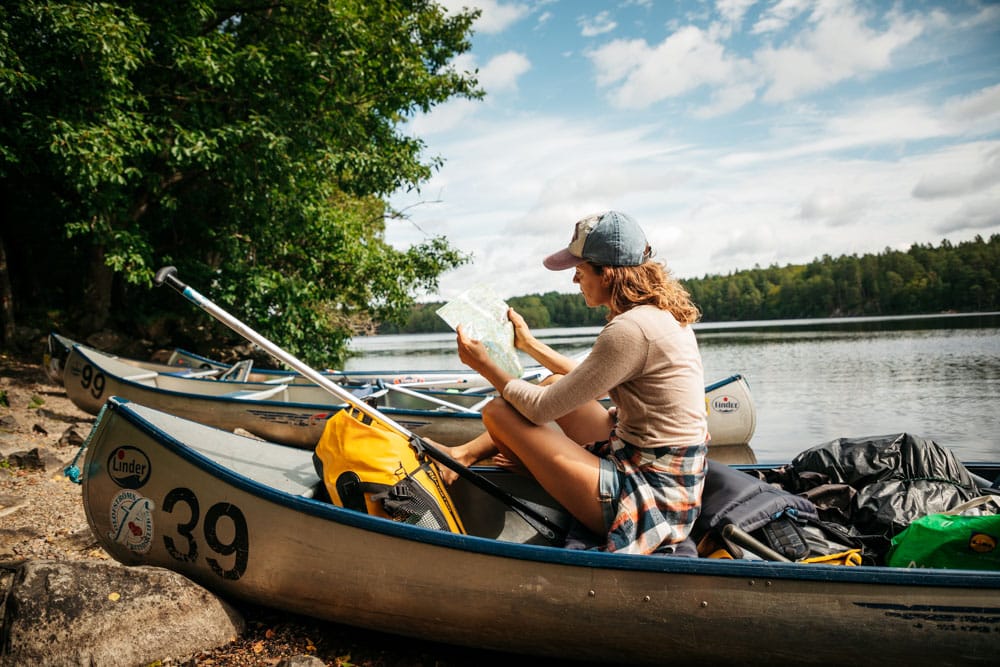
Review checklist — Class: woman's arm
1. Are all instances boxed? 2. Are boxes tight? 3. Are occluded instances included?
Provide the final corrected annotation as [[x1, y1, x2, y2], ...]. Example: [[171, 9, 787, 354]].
[[503, 317, 643, 425], [509, 308, 580, 376]]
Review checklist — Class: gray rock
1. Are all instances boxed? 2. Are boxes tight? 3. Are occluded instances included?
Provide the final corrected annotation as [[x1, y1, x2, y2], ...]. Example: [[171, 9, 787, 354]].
[[58, 425, 87, 448], [277, 656, 327, 667], [0, 447, 64, 472], [0, 559, 245, 666]]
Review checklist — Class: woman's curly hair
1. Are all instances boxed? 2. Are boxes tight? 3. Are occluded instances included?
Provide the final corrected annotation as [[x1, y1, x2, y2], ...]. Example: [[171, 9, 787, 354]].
[[596, 254, 701, 325]]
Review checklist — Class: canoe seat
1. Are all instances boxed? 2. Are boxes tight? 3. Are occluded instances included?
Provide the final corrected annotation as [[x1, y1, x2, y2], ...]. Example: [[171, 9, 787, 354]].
[[301, 481, 331, 502], [162, 369, 221, 379], [349, 384, 388, 401], [218, 359, 254, 382], [221, 385, 289, 401], [122, 371, 158, 382]]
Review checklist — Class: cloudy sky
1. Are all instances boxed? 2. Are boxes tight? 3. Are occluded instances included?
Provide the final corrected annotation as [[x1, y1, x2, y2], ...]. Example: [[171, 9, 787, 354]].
[[387, 0, 1000, 301]]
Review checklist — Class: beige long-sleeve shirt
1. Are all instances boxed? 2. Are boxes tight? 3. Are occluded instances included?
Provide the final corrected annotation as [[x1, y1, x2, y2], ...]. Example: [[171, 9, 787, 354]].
[[502, 305, 708, 449]]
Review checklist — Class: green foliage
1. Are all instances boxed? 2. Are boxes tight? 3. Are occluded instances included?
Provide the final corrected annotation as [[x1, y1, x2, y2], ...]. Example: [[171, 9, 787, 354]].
[[386, 236, 1000, 332], [507, 295, 551, 329], [686, 235, 1000, 321], [379, 301, 450, 334], [1, 0, 480, 364]]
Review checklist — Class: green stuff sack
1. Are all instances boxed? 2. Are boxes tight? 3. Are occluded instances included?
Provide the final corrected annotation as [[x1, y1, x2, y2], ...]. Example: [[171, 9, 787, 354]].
[[887, 512, 1000, 571], [314, 407, 465, 534]]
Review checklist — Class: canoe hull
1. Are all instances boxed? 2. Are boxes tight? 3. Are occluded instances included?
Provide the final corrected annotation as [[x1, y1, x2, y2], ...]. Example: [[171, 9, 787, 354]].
[[81, 399, 1000, 666]]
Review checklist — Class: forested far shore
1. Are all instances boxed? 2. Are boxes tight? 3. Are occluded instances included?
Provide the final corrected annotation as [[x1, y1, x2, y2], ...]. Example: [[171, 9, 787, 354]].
[[380, 234, 1000, 333]]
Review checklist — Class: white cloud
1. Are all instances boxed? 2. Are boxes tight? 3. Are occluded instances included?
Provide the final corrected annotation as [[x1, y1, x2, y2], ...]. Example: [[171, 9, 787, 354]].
[[720, 97, 952, 168], [407, 98, 480, 137], [694, 81, 758, 118], [448, 51, 531, 96], [589, 38, 648, 87], [715, 0, 757, 27], [913, 145, 1000, 199], [935, 198, 1000, 234], [435, 0, 531, 34], [588, 27, 752, 110], [478, 51, 531, 93], [751, 0, 811, 35], [590, 1, 936, 114], [798, 187, 872, 227], [721, 80, 1000, 170], [579, 11, 617, 37], [407, 51, 531, 135], [756, 4, 925, 102], [945, 83, 1000, 130]]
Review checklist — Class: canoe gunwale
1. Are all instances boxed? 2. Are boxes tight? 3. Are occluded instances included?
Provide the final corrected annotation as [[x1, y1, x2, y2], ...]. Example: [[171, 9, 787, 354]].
[[96, 396, 1000, 590]]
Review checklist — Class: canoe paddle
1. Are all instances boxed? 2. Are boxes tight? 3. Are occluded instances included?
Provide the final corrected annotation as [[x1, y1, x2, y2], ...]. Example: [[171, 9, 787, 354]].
[[154, 266, 567, 542]]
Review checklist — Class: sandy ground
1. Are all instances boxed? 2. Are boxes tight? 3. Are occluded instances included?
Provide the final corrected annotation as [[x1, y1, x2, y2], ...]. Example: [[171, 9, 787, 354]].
[[0, 348, 571, 667]]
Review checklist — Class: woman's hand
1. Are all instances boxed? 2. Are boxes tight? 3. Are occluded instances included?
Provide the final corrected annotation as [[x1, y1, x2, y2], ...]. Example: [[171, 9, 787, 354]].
[[455, 324, 492, 373], [507, 307, 535, 352], [456, 324, 514, 393]]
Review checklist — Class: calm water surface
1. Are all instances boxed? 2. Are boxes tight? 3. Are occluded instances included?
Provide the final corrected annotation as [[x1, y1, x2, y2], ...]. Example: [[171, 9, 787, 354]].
[[345, 313, 1000, 463]]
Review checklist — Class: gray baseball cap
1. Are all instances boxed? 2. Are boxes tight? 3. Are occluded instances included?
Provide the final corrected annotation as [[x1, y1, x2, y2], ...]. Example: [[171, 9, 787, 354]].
[[543, 211, 649, 270]]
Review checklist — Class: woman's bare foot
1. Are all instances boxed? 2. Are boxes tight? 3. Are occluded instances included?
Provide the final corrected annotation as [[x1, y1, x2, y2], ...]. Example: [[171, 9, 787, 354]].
[[492, 451, 530, 476], [433, 441, 479, 485]]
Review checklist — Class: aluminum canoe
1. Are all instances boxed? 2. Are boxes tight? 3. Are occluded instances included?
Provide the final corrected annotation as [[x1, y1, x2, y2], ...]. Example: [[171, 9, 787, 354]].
[[61, 343, 486, 447], [80, 397, 1000, 666], [45, 331, 526, 390], [61, 343, 759, 461]]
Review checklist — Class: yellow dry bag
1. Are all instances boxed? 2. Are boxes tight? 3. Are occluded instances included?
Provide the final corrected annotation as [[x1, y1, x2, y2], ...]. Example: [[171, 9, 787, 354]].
[[314, 407, 465, 534]]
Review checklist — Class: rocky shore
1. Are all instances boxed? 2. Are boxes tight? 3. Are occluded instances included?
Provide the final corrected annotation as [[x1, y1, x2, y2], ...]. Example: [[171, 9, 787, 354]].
[[0, 345, 565, 666]]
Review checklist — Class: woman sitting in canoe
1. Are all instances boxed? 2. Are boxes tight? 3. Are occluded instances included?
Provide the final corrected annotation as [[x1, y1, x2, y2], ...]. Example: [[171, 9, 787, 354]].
[[445, 211, 709, 555]]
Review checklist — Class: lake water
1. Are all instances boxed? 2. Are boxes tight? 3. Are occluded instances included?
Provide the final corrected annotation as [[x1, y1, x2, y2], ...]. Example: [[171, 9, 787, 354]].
[[344, 313, 1000, 464]]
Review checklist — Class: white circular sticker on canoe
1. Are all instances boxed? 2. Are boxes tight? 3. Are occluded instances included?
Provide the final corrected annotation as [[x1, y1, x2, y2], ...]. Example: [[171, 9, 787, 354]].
[[109, 489, 155, 554]]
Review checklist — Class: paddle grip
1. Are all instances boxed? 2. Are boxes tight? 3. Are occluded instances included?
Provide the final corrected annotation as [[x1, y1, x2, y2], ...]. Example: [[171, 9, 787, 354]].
[[154, 266, 187, 292]]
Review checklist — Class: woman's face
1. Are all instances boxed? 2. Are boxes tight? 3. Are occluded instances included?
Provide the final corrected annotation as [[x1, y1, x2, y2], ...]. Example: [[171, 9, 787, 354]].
[[573, 262, 611, 308]]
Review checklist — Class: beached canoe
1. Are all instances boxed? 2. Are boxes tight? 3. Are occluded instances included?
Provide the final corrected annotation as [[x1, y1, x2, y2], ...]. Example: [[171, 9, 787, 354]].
[[79, 397, 1000, 666], [45, 332, 502, 390], [59, 343, 758, 461], [60, 343, 487, 447]]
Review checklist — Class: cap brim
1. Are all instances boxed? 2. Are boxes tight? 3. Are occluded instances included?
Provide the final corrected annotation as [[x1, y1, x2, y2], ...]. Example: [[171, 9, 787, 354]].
[[543, 248, 584, 271]]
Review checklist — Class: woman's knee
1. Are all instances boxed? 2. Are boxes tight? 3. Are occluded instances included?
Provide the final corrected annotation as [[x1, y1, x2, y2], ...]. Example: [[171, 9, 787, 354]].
[[539, 373, 563, 387], [482, 397, 517, 431]]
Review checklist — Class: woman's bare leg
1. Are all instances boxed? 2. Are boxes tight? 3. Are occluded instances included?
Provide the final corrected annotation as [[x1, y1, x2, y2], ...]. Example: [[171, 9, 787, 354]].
[[534, 373, 614, 445], [554, 400, 614, 445], [482, 399, 605, 535]]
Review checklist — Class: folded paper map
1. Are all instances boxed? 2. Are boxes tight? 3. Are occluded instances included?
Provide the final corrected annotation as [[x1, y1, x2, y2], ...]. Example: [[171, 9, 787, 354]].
[[436, 286, 524, 379]]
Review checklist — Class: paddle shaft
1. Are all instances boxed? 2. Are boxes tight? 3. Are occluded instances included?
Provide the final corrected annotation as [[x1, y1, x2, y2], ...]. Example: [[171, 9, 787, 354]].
[[155, 268, 412, 434], [154, 266, 564, 541]]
